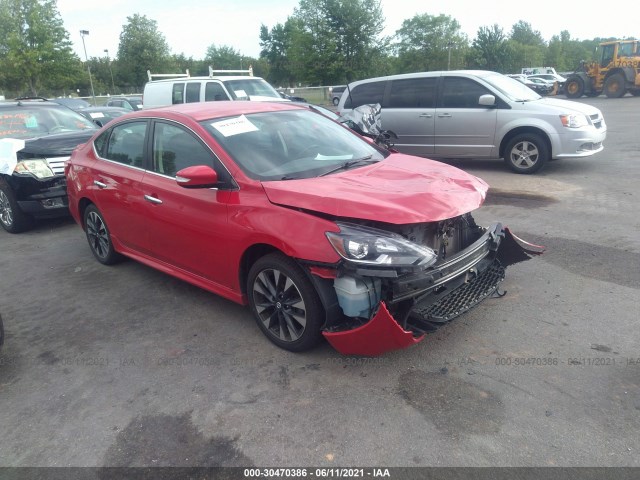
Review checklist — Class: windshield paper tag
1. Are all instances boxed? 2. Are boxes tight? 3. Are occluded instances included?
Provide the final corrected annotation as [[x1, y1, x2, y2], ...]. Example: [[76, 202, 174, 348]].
[[211, 115, 258, 137], [233, 89, 248, 98], [0, 138, 25, 175]]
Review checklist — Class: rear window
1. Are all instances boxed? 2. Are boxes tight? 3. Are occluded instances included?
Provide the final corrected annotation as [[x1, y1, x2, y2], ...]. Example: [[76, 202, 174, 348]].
[[172, 83, 185, 104], [343, 81, 386, 109]]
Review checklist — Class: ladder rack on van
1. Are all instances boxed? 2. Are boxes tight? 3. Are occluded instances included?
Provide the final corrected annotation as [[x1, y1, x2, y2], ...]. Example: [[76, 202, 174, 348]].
[[208, 65, 253, 77], [147, 70, 190, 82]]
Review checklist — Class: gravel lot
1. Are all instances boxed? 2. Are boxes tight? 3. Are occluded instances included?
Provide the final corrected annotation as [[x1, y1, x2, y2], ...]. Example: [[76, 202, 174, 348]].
[[0, 96, 638, 469]]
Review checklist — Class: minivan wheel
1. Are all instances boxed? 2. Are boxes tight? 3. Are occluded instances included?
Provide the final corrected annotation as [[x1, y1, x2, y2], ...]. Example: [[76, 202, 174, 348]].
[[84, 204, 122, 265], [247, 253, 324, 352], [504, 133, 548, 174], [0, 180, 34, 233]]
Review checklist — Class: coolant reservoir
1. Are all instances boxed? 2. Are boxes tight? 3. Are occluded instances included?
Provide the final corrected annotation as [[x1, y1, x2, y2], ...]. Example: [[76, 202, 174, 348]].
[[333, 276, 382, 318]]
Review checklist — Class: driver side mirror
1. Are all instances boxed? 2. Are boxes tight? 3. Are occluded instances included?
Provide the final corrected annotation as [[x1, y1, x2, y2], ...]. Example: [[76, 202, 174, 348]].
[[479, 94, 496, 107], [175, 165, 219, 188]]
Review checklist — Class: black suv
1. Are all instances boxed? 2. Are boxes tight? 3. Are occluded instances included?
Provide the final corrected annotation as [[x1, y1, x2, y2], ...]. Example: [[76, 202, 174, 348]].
[[0, 98, 98, 233]]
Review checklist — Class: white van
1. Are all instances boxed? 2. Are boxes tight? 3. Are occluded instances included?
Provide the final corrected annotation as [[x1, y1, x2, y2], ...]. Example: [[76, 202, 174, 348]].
[[143, 68, 286, 109], [336, 70, 606, 174]]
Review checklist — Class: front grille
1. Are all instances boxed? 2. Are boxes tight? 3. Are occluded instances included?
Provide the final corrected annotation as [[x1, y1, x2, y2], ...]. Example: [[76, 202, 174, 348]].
[[45, 156, 70, 175], [407, 260, 505, 333]]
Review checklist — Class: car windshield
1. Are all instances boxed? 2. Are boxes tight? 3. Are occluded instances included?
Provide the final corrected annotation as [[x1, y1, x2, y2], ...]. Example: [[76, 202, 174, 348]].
[[0, 105, 97, 139], [202, 109, 387, 180], [221, 79, 282, 100], [483, 73, 541, 102]]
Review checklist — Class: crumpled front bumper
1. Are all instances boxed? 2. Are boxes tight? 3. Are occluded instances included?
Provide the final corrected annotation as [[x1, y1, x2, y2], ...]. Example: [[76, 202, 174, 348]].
[[322, 224, 543, 356]]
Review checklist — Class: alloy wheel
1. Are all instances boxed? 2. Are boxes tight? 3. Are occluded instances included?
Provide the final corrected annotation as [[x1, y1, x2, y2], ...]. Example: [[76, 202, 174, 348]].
[[0, 190, 13, 227], [252, 268, 307, 343], [86, 210, 110, 259]]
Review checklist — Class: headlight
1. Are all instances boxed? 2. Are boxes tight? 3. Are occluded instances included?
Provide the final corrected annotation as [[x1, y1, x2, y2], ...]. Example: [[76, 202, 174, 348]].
[[326, 223, 438, 268], [560, 114, 590, 128], [14, 159, 55, 179]]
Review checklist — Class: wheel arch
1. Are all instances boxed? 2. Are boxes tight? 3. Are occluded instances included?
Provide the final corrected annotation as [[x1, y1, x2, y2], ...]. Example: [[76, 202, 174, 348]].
[[77, 197, 95, 229], [499, 126, 552, 159], [605, 67, 634, 84], [238, 243, 282, 295]]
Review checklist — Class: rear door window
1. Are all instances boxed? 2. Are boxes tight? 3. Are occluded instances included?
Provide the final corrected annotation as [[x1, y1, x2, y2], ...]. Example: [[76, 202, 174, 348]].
[[185, 83, 201, 103], [387, 77, 437, 108], [172, 83, 185, 104], [100, 121, 147, 167]]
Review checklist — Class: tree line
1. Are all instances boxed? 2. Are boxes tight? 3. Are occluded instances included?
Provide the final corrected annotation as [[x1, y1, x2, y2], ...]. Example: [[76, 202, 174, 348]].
[[0, 0, 628, 99]]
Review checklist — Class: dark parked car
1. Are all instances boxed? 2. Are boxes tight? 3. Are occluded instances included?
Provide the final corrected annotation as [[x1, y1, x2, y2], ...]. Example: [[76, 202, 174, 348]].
[[0, 98, 98, 233], [51, 97, 92, 110], [105, 96, 143, 111], [66, 102, 542, 355], [77, 106, 130, 126], [279, 91, 307, 102], [331, 86, 346, 106]]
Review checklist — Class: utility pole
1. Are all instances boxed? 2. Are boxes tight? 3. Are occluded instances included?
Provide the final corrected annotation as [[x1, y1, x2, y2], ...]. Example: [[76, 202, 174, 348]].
[[447, 41, 453, 71], [104, 49, 116, 94], [80, 30, 96, 105]]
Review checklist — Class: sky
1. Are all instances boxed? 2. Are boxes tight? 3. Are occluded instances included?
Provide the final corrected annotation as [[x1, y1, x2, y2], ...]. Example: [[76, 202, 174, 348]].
[[57, 0, 638, 62]]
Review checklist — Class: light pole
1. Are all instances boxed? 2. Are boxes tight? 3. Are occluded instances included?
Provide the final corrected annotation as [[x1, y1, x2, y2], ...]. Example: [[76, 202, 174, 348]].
[[104, 49, 116, 94], [447, 41, 453, 71], [79, 30, 96, 105]]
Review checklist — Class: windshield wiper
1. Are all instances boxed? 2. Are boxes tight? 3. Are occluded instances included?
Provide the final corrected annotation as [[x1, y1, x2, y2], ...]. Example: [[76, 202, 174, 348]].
[[319, 155, 376, 177]]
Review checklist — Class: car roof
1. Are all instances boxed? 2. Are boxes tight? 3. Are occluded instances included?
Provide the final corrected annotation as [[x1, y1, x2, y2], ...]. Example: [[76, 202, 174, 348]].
[[1, 98, 69, 108], [347, 70, 500, 87], [121, 100, 307, 123]]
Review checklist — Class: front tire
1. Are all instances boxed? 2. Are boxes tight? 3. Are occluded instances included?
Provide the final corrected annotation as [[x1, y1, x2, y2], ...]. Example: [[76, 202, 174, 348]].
[[604, 73, 626, 98], [0, 180, 34, 233], [83, 204, 122, 265], [247, 253, 324, 352], [504, 133, 549, 174], [564, 76, 584, 98]]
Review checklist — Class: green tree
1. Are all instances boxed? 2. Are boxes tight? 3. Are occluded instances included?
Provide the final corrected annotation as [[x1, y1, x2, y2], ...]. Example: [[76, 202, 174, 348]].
[[288, 0, 387, 85], [507, 21, 547, 72], [205, 44, 250, 71], [0, 0, 81, 97], [260, 19, 304, 87], [468, 24, 512, 72], [116, 14, 171, 91], [394, 13, 469, 72]]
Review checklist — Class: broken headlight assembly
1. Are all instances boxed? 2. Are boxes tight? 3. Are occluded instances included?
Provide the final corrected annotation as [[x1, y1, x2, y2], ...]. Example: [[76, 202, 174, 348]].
[[14, 159, 55, 179], [326, 222, 438, 269]]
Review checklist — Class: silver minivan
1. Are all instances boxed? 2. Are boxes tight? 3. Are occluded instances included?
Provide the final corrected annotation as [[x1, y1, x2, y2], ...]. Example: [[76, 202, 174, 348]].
[[336, 70, 607, 174]]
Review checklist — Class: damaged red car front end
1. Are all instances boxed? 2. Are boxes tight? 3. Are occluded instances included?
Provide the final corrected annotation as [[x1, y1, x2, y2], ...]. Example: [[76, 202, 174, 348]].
[[321, 225, 543, 356]]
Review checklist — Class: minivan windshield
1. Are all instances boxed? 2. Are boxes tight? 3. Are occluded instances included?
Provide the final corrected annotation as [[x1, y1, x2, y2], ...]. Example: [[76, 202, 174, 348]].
[[202, 109, 386, 181], [222, 79, 282, 100], [483, 73, 541, 102]]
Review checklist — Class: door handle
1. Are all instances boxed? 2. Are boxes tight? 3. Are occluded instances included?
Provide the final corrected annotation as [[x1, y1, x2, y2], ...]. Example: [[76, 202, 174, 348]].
[[93, 180, 107, 188], [437, 113, 452, 118], [418, 113, 433, 118], [144, 195, 163, 205]]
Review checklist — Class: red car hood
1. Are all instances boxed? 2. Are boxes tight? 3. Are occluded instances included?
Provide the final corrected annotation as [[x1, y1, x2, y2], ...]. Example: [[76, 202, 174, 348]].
[[261, 154, 488, 224]]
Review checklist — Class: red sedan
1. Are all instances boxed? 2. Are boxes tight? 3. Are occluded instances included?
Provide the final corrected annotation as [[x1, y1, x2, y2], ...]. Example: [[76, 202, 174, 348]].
[[66, 102, 542, 355]]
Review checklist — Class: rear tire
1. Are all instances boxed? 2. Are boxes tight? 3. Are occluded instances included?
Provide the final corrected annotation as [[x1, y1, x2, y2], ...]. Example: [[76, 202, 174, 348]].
[[604, 73, 626, 98], [564, 76, 584, 98], [0, 179, 34, 233], [504, 133, 548, 174], [247, 253, 324, 352], [83, 204, 122, 265]]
